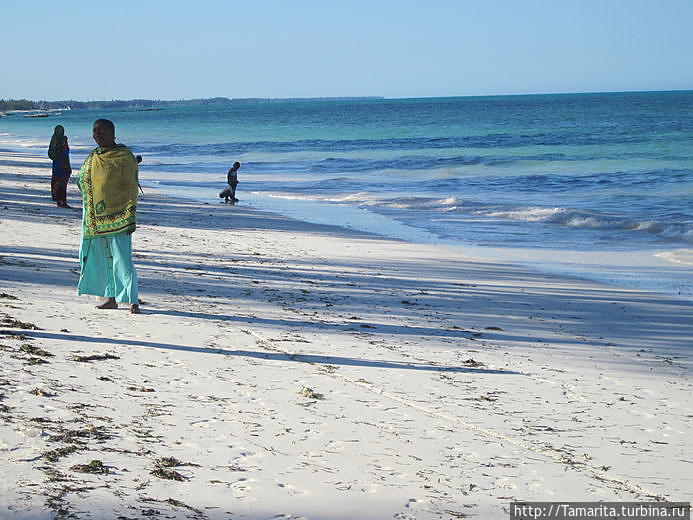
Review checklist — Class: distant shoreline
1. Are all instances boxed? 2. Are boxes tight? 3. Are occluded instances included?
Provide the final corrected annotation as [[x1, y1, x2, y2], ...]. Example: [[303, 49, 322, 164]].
[[2, 89, 693, 112], [0, 96, 385, 112]]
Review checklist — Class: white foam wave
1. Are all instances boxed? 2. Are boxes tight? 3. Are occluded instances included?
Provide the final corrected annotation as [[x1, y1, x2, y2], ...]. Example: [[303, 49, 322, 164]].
[[484, 207, 564, 221], [474, 206, 693, 243], [366, 196, 463, 210], [259, 191, 375, 203], [655, 249, 693, 266]]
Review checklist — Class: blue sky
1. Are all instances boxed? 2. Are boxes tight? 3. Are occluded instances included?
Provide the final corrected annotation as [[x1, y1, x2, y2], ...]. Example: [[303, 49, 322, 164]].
[[3, 0, 692, 100]]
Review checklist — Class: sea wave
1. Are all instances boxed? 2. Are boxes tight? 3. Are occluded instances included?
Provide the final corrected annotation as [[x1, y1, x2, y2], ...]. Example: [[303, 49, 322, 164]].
[[490, 207, 692, 240], [365, 196, 693, 244], [134, 130, 679, 157]]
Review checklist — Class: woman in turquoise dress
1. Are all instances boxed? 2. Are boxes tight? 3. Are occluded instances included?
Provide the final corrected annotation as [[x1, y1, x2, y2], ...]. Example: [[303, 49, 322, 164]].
[[77, 119, 140, 313]]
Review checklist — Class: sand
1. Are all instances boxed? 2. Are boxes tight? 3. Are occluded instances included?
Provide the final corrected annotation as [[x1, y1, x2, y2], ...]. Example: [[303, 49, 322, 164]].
[[1, 149, 691, 519]]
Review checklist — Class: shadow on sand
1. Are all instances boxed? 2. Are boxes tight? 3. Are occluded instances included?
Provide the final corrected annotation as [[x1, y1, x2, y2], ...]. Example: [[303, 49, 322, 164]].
[[11, 330, 520, 375]]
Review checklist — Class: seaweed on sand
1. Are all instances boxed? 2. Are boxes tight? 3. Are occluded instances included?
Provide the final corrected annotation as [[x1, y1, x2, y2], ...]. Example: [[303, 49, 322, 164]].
[[69, 353, 120, 362], [70, 459, 109, 474], [1, 313, 40, 329]]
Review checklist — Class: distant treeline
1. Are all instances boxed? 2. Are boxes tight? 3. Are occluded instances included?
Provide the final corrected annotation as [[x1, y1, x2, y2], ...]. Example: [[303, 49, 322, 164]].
[[1, 96, 384, 111]]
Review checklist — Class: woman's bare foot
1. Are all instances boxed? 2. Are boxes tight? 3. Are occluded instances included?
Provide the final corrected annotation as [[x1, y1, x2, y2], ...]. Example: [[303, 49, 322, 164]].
[[96, 297, 117, 310], [130, 304, 141, 314]]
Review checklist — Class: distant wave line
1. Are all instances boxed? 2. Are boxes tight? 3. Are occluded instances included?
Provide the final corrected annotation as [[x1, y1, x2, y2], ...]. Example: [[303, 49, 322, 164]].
[[135, 131, 686, 155]]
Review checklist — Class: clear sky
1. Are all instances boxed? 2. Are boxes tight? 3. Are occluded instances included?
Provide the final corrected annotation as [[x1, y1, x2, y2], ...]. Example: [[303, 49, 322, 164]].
[[3, 0, 692, 101]]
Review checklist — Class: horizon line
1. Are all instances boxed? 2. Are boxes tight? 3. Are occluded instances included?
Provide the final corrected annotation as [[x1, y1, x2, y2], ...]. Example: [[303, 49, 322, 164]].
[[3, 88, 692, 105]]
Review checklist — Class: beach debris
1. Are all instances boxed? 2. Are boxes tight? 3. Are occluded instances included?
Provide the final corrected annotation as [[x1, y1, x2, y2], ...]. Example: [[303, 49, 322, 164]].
[[28, 417, 54, 424], [150, 467, 187, 481], [43, 445, 81, 462], [165, 498, 204, 515], [25, 356, 49, 365], [298, 386, 324, 400], [319, 364, 338, 374], [461, 358, 484, 368], [140, 496, 203, 515], [20, 344, 53, 357], [465, 392, 501, 402], [0, 293, 18, 300], [69, 353, 120, 362], [484, 326, 503, 331], [155, 456, 183, 468], [30, 387, 55, 397], [127, 386, 156, 392], [70, 460, 109, 474], [1, 313, 40, 329], [48, 424, 110, 443], [154, 456, 200, 468], [532, 425, 558, 432]]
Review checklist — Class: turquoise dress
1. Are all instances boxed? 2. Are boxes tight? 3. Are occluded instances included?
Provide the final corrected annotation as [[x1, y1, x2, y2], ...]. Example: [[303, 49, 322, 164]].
[[77, 230, 138, 304]]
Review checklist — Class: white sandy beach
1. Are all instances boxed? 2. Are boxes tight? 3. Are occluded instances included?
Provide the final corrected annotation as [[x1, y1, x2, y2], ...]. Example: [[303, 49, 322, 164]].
[[1, 149, 691, 519]]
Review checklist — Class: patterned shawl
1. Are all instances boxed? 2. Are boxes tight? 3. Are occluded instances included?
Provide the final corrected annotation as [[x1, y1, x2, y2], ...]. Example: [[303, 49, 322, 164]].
[[77, 144, 138, 238]]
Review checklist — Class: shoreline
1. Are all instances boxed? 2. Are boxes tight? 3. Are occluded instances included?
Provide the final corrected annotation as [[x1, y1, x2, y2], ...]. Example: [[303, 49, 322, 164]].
[[1, 149, 692, 518], [141, 174, 693, 305]]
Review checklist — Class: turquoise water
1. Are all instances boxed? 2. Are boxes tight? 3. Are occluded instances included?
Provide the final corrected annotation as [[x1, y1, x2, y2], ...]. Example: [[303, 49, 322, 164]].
[[2, 92, 693, 298]]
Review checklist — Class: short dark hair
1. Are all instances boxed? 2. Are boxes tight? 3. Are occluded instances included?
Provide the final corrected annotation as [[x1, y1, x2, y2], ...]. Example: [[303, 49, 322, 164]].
[[233, 161, 241, 168], [93, 118, 115, 132]]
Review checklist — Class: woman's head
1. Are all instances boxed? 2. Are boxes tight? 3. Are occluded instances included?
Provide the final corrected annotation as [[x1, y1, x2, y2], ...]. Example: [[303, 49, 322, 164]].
[[48, 125, 67, 158], [93, 119, 116, 148]]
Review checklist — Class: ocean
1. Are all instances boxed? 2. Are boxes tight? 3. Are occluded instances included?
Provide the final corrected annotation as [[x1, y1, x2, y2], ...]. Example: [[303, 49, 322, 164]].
[[2, 91, 693, 299]]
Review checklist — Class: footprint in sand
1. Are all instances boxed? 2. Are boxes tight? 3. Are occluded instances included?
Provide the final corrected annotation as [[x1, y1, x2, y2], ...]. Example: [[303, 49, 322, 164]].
[[190, 418, 218, 428], [228, 476, 255, 496], [276, 481, 308, 496], [404, 497, 429, 510]]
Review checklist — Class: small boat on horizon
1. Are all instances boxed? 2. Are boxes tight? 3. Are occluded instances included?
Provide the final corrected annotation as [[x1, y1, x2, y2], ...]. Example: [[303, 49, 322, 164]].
[[23, 111, 51, 118]]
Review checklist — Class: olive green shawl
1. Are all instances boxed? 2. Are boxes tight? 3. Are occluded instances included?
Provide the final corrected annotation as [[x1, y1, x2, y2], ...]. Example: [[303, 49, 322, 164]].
[[77, 145, 138, 238]]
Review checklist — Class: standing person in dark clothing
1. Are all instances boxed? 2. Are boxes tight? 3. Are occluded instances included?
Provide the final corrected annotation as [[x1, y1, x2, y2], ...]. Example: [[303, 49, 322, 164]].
[[48, 125, 72, 207]]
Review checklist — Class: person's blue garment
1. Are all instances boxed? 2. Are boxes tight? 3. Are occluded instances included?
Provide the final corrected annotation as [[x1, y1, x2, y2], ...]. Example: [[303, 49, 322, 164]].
[[78, 231, 138, 304]]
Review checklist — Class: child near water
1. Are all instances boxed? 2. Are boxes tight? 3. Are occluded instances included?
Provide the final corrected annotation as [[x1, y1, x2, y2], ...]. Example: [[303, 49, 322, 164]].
[[219, 162, 241, 203]]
